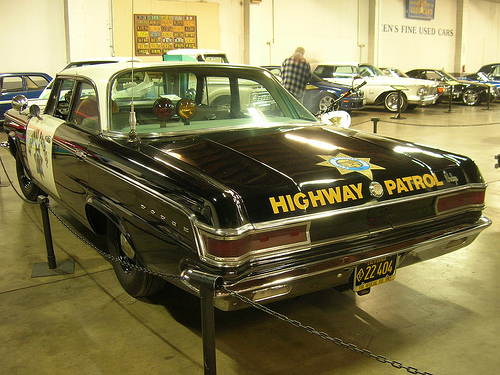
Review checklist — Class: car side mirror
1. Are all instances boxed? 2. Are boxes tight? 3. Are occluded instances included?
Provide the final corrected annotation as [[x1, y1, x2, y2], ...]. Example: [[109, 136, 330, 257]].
[[11, 95, 28, 112], [29, 104, 42, 120]]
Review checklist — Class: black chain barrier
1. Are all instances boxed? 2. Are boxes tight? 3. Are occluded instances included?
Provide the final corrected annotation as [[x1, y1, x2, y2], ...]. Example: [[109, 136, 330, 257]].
[[46, 202, 433, 375], [1, 156, 434, 374]]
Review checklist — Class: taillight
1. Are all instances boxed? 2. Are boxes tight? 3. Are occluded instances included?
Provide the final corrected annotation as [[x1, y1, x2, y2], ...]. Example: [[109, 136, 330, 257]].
[[201, 224, 309, 259], [436, 190, 485, 214]]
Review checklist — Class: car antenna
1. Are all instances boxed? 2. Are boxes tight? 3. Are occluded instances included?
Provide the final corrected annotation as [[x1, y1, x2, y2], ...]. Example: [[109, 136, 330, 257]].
[[128, 3, 138, 143]]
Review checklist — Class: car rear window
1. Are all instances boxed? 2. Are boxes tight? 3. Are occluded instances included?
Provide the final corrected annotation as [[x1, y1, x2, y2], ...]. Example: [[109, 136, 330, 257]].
[[109, 67, 316, 134]]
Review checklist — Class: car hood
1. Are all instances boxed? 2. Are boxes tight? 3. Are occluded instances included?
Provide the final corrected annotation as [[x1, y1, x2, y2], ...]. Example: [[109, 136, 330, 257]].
[[142, 125, 481, 227]]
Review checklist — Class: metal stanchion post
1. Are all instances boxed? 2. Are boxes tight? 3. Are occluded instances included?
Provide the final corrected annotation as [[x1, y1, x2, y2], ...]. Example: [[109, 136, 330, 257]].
[[371, 117, 380, 133], [184, 270, 224, 375], [445, 85, 453, 113], [483, 86, 491, 110], [390, 88, 406, 120], [31, 196, 75, 277], [38, 196, 57, 269]]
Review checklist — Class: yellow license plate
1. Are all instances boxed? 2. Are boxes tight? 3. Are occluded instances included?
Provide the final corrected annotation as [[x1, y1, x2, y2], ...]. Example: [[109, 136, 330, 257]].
[[354, 255, 397, 292]]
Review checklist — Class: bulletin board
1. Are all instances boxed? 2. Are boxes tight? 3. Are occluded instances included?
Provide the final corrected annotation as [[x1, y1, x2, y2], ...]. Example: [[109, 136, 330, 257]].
[[134, 14, 197, 55]]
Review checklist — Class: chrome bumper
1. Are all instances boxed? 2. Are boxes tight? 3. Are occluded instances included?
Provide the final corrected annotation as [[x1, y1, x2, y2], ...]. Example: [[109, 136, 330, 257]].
[[191, 216, 491, 311]]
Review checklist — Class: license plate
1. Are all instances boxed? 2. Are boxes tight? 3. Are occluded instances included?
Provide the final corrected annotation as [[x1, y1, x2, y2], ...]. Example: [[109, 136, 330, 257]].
[[354, 255, 397, 292]]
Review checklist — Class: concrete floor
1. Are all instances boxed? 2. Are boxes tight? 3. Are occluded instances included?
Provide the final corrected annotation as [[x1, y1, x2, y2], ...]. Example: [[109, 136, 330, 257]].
[[0, 102, 499, 375]]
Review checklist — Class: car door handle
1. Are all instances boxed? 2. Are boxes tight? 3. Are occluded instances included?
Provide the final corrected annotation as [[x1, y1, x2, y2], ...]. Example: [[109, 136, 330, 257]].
[[75, 149, 86, 161]]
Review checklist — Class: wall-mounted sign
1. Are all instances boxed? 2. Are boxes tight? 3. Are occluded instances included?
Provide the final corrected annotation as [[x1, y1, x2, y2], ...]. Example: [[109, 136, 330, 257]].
[[406, 0, 435, 20], [134, 14, 197, 55]]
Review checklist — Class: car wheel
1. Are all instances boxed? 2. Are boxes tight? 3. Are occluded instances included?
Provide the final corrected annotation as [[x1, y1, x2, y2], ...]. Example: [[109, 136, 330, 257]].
[[462, 89, 481, 106], [107, 221, 166, 298], [384, 91, 408, 112], [16, 152, 44, 201], [316, 93, 337, 113]]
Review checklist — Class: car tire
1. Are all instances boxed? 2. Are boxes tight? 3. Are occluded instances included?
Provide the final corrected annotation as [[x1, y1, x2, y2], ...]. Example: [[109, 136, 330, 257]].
[[316, 93, 337, 113], [15, 152, 44, 202], [107, 221, 166, 298], [462, 89, 481, 106], [384, 91, 408, 112]]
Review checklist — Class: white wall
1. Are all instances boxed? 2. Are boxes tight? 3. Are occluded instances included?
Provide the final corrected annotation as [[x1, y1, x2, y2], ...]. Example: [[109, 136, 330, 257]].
[[248, 0, 368, 67], [467, 1, 500, 71], [0, 0, 67, 77], [376, 0, 457, 72], [1, 0, 500, 77], [67, 0, 113, 62]]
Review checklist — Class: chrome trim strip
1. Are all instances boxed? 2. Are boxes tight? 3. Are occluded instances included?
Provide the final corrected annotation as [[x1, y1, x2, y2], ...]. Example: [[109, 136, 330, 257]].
[[196, 183, 487, 235]]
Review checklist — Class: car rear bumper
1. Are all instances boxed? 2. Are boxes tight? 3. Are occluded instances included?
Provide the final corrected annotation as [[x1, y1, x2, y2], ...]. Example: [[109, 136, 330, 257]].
[[182, 216, 491, 310]]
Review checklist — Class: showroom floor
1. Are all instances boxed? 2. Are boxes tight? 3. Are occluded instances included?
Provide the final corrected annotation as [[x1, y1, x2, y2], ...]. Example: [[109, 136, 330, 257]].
[[0, 102, 498, 375]]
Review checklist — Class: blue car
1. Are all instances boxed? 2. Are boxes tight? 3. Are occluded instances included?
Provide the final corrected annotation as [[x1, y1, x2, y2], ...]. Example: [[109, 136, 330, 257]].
[[462, 71, 500, 91], [262, 66, 365, 114], [0, 72, 52, 122]]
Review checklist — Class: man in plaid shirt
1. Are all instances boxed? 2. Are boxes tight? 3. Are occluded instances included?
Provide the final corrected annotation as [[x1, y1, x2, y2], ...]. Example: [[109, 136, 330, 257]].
[[281, 47, 312, 103]]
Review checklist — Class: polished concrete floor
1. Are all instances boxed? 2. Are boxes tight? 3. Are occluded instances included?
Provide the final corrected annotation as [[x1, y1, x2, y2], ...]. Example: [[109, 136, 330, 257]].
[[0, 102, 499, 375]]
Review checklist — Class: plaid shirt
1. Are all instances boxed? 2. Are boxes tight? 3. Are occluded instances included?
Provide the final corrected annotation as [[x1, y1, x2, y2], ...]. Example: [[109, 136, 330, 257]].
[[281, 57, 311, 100]]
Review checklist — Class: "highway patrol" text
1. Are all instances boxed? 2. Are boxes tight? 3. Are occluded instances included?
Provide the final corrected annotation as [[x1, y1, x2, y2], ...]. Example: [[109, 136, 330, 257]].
[[269, 173, 444, 214]]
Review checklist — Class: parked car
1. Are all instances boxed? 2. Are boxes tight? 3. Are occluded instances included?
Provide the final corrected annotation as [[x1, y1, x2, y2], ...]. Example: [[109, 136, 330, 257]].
[[379, 67, 409, 78], [262, 65, 365, 113], [3, 62, 490, 310], [472, 63, 500, 80], [461, 71, 500, 90], [164, 48, 229, 63], [405, 69, 498, 106], [0, 72, 52, 122], [314, 63, 439, 112]]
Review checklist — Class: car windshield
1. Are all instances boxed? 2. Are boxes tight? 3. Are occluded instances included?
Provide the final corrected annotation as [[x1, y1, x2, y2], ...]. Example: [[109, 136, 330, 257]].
[[359, 64, 384, 77], [437, 71, 456, 81], [109, 66, 317, 135]]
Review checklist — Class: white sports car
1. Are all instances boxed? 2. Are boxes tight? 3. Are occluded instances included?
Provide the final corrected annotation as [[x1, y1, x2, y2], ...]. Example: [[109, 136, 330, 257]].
[[314, 62, 439, 112]]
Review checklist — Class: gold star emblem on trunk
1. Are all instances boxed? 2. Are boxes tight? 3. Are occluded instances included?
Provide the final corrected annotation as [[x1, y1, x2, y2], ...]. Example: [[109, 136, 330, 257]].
[[317, 153, 385, 180]]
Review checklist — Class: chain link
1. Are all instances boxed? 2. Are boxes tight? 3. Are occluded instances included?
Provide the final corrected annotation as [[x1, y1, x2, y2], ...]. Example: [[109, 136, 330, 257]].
[[46, 205, 183, 282], [46, 203, 432, 375], [219, 286, 433, 374]]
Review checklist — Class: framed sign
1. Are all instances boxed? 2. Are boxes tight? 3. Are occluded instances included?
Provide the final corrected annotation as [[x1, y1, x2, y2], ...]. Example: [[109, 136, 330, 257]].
[[406, 0, 435, 20], [134, 14, 197, 55]]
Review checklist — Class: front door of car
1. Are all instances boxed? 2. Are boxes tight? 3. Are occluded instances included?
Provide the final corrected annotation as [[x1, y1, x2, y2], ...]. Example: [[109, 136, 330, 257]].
[[46, 79, 98, 221]]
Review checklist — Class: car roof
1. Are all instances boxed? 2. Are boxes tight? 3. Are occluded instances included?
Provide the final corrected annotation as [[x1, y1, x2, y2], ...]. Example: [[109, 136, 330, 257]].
[[57, 61, 264, 83], [166, 48, 225, 55], [0, 72, 52, 77], [62, 57, 142, 70], [316, 62, 368, 66]]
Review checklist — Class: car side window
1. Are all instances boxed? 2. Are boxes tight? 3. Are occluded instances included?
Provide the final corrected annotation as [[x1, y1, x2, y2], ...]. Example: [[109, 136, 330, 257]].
[[1, 76, 23, 92], [26, 75, 50, 91], [45, 78, 77, 120], [425, 71, 441, 80], [70, 82, 100, 133], [333, 66, 355, 78], [315, 66, 333, 78], [491, 66, 500, 77]]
